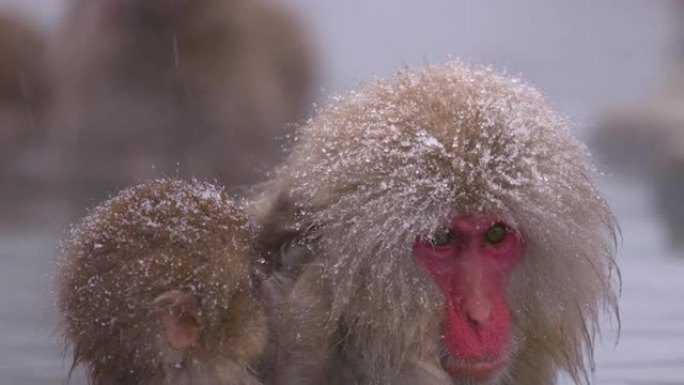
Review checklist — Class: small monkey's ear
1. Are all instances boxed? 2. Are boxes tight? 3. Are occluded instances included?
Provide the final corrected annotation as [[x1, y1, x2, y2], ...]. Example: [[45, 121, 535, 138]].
[[153, 290, 202, 350]]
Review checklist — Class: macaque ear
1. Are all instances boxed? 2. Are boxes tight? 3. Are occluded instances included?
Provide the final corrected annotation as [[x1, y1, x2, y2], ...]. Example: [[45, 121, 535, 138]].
[[153, 290, 202, 350]]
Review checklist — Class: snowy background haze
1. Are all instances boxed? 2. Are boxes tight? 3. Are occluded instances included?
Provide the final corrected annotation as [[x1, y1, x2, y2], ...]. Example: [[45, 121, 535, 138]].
[[0, 0, 682, 384]]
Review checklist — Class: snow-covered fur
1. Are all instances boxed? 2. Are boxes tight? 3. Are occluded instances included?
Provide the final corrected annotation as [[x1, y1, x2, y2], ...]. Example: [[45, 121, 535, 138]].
[[256, 62, 619, 385], [58, 179, 266, 385]]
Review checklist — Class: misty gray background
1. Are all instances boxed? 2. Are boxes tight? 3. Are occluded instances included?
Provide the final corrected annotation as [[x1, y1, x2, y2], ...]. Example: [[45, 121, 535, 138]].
[[0, 1, 682, 384], [5, 0, 675, 116]]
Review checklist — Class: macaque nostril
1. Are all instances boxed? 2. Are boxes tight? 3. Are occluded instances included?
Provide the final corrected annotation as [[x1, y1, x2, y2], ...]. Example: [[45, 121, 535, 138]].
[[466, 302, 492, 328]]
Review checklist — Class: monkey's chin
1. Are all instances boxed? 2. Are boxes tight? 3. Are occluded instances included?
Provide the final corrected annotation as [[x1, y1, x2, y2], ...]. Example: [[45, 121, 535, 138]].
[[444, 357, 507, 382]]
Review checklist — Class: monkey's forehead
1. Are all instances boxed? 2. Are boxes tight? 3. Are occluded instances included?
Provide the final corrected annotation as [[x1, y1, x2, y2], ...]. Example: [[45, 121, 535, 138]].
[[66, 178, 252, 251], [286, 64, 589, 200]]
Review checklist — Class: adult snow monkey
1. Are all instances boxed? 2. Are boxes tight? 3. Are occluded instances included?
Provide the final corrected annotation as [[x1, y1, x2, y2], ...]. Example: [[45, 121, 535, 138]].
[[58, 179, 267, 385], [255, 62, 620, 385]]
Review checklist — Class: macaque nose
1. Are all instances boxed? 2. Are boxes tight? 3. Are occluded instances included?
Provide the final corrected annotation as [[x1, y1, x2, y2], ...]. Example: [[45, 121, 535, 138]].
[[466, 299, 492, 328]]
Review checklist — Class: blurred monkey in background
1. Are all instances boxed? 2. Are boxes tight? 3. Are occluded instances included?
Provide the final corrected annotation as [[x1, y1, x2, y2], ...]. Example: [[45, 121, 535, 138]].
[[0, 13, 51, 214], [50, 0, 316, 209]]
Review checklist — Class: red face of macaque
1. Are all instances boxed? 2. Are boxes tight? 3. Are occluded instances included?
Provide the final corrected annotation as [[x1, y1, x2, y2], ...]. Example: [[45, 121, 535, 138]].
[[413, 215, 525, 381]]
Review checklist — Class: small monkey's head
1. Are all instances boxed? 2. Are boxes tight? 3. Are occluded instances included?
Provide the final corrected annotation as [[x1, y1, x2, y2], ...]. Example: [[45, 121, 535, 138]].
[[58, 179, 266, 385]]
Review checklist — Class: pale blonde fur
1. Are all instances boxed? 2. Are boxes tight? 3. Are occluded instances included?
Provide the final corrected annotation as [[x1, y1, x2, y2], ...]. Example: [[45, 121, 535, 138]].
[[256, 62, 619, 385]]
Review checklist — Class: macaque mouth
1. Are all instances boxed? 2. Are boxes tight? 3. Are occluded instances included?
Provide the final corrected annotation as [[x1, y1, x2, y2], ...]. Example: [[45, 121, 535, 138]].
[[445, 356, 507, 380]]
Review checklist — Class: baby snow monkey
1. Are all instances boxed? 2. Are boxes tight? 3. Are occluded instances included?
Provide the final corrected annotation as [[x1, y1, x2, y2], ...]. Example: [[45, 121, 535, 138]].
[[58, 179, 266, 385]]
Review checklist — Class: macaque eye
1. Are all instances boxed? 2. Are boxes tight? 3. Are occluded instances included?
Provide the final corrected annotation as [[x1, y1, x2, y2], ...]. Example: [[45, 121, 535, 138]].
[[430, 228, 452, 247], [484, 223, 507, 244]]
